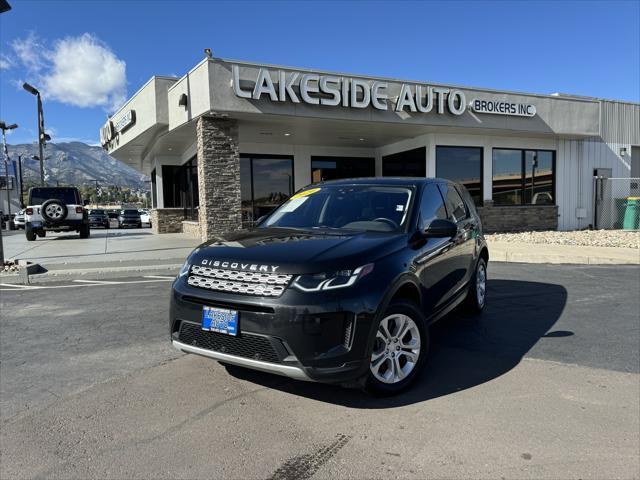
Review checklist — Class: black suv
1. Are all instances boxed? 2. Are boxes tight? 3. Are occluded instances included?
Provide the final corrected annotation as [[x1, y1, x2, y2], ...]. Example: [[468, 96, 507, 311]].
[[117, 209, 141, 228], [171, 178, 488, 394], [88, 209, 110, 229]]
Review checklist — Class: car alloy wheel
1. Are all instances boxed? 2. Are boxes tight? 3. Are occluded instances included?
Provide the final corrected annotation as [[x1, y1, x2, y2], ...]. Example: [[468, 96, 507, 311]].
[[370, 313, 421, 384], [476, 261, 486, 307]]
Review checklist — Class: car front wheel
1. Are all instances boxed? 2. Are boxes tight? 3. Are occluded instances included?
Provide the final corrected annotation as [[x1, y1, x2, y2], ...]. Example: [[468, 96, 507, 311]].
[[364, 301, 429, 395]]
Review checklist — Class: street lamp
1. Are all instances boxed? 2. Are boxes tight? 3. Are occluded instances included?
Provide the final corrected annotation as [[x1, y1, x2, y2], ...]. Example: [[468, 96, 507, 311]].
[[22, 82, 48, 186], [0, 120, 18, 231]]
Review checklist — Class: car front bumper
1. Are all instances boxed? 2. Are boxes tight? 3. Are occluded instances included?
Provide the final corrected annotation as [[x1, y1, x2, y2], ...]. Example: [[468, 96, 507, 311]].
[[170, 276, 385, 384]]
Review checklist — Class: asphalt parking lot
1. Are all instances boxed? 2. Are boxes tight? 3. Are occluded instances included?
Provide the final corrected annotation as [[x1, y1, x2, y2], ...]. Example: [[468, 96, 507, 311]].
[[1, 263, 639, 479]]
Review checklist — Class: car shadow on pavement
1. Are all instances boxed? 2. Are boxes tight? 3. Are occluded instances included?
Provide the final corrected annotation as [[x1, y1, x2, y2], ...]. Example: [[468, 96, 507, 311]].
[[224, 279, 569, 408]]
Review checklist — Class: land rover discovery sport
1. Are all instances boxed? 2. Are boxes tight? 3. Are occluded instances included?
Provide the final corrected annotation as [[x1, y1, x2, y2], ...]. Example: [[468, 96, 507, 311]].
[[170, 178, 488, 394]]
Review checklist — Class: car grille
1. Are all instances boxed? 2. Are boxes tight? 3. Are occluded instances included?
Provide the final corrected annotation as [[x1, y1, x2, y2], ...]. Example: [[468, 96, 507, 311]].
[[178, 321, 281, 363], [187, 265, 293, 297]]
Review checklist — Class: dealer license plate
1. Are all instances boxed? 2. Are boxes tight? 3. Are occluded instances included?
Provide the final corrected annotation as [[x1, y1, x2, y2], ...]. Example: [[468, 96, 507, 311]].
[[202, 306, 238, 336]]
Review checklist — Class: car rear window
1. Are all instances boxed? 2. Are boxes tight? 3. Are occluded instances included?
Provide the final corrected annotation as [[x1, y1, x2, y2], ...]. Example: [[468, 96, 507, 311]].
[[122, 209, 139, 215], [29, 188, 79, 205], [89, 209, 105, 215]]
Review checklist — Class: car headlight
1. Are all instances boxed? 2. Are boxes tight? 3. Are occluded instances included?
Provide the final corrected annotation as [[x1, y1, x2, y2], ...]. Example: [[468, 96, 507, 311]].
[[291, 263, 374, 292], [178, 259, 191, 277]]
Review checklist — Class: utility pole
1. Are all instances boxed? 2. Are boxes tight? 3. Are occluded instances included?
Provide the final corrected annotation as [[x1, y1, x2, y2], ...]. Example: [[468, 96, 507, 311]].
[[88, 179, 99, 207]]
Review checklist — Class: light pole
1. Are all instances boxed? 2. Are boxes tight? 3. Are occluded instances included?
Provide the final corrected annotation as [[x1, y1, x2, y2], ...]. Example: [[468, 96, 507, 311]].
[[17, 155, 26, 208], [1, 121, 18, 231], [22, 82, 48, 186]]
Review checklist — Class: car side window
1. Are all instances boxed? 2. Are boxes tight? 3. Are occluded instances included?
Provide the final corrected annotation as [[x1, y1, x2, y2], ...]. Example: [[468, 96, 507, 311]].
[[439, 184, 468, 223], [418, 184, 448, 230]]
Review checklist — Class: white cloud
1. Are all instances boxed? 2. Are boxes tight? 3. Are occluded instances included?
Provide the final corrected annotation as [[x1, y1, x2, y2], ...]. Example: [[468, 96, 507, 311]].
[[0, 53, 14, 70], [10, 32, 127, 113], [11, 32, 44, 73]]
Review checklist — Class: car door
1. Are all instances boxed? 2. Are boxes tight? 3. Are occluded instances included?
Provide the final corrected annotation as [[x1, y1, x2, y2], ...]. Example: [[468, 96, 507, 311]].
[[438, 182, 475, 300], [412, 183, 459, 313]]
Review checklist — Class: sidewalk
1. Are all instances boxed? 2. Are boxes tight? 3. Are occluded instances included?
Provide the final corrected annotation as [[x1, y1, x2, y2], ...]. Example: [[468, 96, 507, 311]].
[[1, 229, 200, 282], [487, 240, 640, 265]]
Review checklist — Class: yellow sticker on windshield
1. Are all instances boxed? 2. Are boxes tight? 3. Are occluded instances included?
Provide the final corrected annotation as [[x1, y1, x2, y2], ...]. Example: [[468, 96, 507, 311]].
[[290, 187, 321, 200]]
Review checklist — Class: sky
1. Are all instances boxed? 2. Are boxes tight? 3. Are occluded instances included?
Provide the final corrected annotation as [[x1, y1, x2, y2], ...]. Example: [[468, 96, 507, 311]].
[[1, 0, 638, 146]]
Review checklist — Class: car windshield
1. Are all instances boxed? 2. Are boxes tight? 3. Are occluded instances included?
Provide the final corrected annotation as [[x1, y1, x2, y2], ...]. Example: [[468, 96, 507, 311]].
[[89, 209, 105, 215], [261, 185, 413, 233], [29, 188, 78, 205], [121, 209, 139, 215]]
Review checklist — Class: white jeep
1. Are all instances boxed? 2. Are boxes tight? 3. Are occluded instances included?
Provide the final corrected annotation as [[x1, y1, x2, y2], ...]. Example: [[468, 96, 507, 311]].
[[25, 186, 90, 241]]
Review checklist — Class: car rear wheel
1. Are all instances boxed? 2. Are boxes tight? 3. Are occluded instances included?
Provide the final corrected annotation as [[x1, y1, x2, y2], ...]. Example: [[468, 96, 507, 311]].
[[463, 257, 487, 313], [25, 225, 36, 241], [363, 301, 429, 395]]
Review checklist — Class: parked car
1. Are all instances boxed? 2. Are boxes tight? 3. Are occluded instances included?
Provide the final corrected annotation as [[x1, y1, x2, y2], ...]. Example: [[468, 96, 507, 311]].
[[170, 178, 488, 394], [88, 209, 110, 228], [14, 209, 26, 229], [139, 210, 151, 227], [24, 186, 90, 241], [118, 209, 142, 228]]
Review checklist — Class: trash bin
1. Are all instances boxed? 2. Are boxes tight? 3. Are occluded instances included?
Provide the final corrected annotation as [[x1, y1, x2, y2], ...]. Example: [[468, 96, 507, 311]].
[[623, 197, 640, 230]]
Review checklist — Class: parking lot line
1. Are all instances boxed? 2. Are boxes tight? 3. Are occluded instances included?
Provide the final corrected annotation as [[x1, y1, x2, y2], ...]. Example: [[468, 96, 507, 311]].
[[0, 277, 175, 292], [73, 279, 122, 284], [143, 275, 176, 280]]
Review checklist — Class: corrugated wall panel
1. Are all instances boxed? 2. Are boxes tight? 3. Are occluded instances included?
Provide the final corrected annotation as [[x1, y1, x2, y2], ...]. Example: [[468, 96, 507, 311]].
[[600, 101, 640, 145]]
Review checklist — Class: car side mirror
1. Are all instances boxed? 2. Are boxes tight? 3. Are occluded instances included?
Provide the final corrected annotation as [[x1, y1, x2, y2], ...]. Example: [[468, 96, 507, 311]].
[[424, 218, 457, 238]]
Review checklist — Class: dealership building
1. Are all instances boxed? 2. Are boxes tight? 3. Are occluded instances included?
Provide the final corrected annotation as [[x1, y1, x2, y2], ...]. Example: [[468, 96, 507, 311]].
[[101, 57, 640, 240]]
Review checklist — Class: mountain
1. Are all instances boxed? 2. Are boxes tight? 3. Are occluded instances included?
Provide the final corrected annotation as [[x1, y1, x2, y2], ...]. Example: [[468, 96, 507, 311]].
[[5, 142, 148, 189]]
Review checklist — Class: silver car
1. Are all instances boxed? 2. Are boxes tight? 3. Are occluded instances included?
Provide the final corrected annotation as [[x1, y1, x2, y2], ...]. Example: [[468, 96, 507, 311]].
[[14, 209, 26, 229]]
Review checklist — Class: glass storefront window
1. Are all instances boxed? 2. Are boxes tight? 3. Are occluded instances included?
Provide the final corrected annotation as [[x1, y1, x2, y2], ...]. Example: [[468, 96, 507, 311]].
[[240, 155, 293, 227], [161, 158, 199, 219], [382, 147, 426, 177], [435, 146, 483, 205], [524, 150, 554, 205], [311, 156, 375, 183], [492, 149, 555, 205], [492, 149, 523, 205]]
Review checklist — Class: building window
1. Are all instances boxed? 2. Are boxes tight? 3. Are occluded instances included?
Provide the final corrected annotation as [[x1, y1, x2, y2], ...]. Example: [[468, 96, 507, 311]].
[[492, 149, 555, 205], [150, 169, 157, 208], [240, 154, 293, 227], [311, 156, 375, 183], [436, 146, 483, 205], [382, 147, 426, 177], [161, 157, 199, 219]]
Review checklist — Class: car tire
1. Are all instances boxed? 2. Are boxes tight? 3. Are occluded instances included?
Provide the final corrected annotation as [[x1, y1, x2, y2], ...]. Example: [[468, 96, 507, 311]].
[[363, 300, 429, 396], [25, 225, 36, 241], [463, 257, 487, 314], [79, 224, 90, 239], [41, 199, 68, 223]]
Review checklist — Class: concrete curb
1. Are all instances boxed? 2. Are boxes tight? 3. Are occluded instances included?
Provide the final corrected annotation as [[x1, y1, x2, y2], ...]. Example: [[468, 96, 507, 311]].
[[11, 263, 182, 284], [488, 250, 640, 265]]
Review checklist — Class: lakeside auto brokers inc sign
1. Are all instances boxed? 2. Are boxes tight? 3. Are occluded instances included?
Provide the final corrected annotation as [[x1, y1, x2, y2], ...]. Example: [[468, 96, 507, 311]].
[[100, 109, 136, 148], [232, 65, 536, 118]]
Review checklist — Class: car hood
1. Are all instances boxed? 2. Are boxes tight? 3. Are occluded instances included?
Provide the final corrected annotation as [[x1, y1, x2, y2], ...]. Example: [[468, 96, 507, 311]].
[[189, 227, 406, 274]]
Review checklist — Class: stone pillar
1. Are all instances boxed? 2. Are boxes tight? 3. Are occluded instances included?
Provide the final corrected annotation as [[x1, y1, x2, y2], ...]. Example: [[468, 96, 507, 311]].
[[196, 116, 242, 241]]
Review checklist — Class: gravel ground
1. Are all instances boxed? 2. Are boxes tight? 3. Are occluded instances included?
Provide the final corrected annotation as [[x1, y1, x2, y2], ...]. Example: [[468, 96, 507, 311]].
[[486, 230, 640, 249]]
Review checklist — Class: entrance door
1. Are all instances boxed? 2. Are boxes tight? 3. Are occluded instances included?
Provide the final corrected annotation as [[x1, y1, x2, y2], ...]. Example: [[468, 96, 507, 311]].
[[240, 154, 294, 227]]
